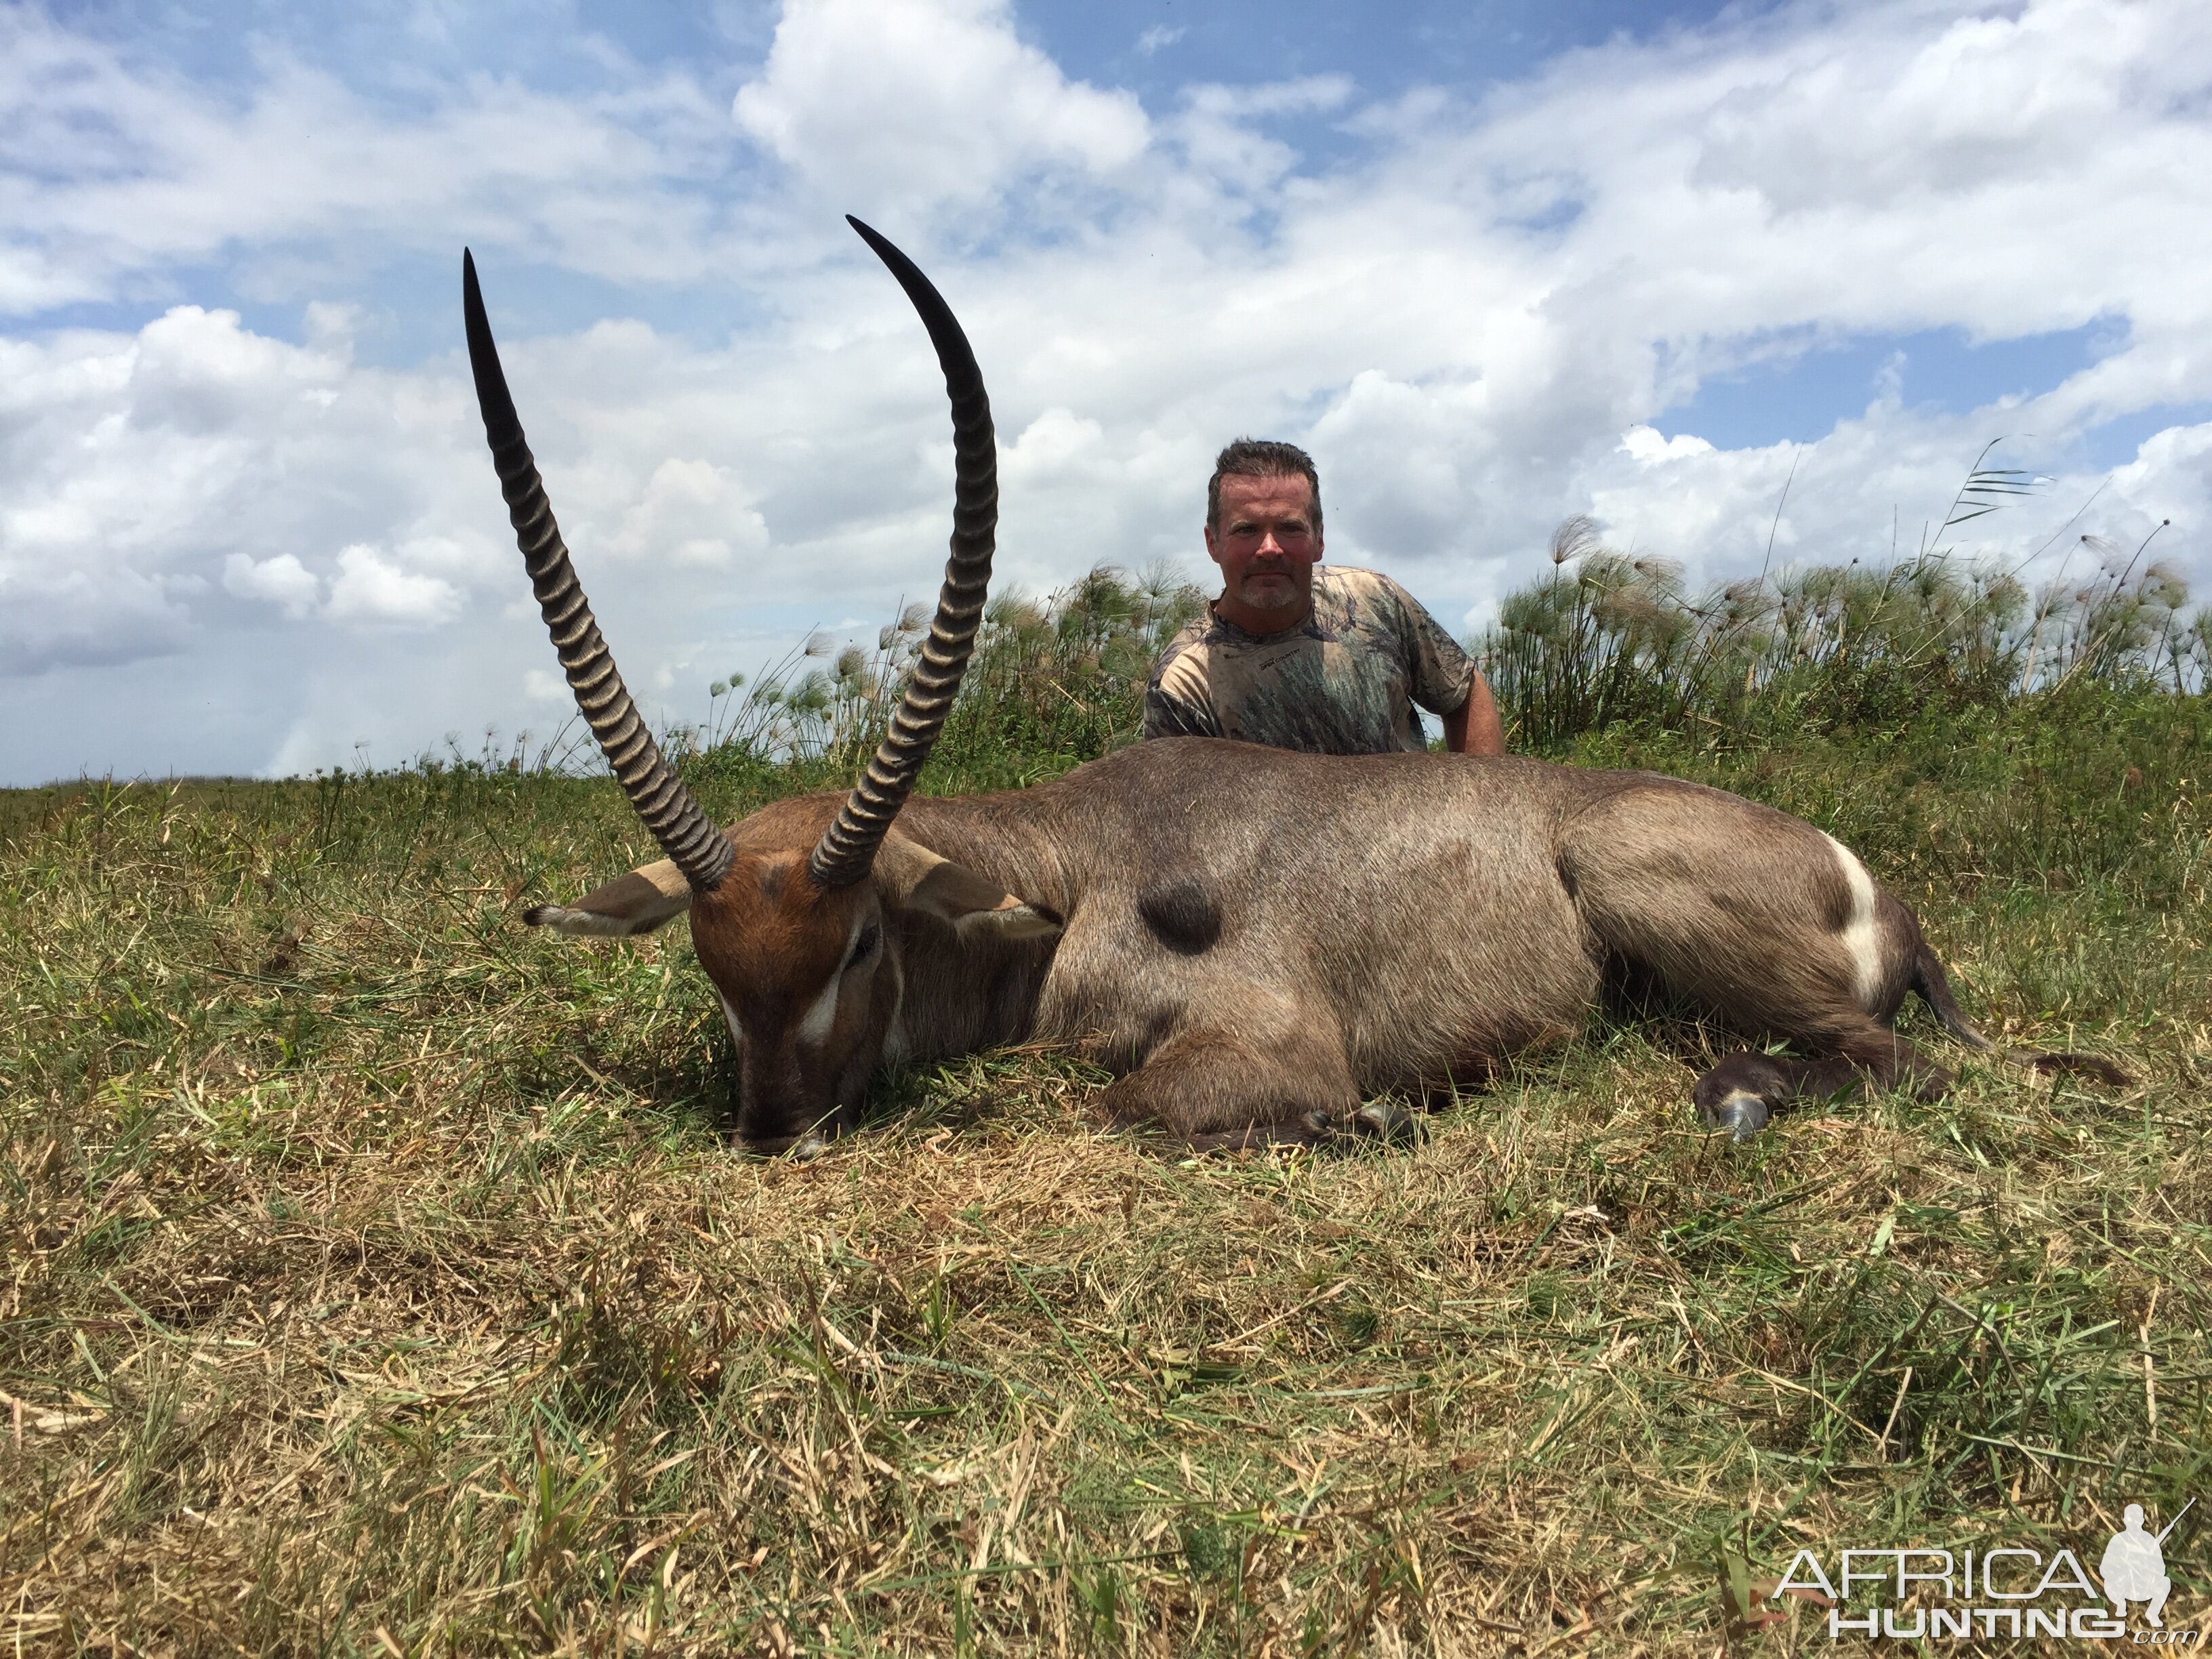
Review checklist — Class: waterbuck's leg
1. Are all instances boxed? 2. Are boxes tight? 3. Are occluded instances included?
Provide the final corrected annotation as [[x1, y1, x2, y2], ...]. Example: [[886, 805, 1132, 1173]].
[[1694, 1020, 1951, 1141], [1094, 1025, 1359, 1151], [1559, 781, 1952, 1140]]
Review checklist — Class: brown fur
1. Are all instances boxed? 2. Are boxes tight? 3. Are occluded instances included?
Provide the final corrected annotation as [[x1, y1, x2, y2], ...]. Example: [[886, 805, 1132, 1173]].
[[530, 739, 2121, 1150]]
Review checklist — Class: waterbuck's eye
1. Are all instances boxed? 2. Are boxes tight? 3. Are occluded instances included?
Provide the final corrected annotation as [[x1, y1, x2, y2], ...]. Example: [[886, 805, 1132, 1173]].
[[848, 922, 881, 967]]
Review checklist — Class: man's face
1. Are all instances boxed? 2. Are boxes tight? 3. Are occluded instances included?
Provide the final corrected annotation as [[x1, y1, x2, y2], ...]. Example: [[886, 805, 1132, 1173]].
[[1205, 472, 1323, 627]]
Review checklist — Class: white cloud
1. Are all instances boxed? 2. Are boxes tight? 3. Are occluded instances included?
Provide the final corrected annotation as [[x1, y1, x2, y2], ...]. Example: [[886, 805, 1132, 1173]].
[[523, 668, 573, 705], [731, 0, 1149, 218], [1151, 76, 1357, 201], [1621, 426, 1717, 465], [1136, 26, 1185, 56], [325, 546, 464, 628], [0, 306, 352, 672], [611, 458, 769, 569], [223, 552, 321, 617], [0, 6, 741, 314], [1003, 407, 1106, 483]]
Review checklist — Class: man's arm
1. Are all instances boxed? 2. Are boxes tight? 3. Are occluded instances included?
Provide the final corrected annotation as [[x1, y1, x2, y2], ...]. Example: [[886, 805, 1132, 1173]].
[[1373, 571, 1506, 756], [1441, 668, 1505, 756], [1143, 665, 1223, 741]]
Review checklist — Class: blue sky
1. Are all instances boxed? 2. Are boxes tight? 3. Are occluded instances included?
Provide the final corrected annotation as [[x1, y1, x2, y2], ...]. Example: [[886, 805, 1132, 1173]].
[[3, 0, 2209, 782]]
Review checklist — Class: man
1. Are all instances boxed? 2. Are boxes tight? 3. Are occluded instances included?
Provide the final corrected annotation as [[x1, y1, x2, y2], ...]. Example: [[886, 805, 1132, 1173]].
[[1145, 439, 1505, 756]]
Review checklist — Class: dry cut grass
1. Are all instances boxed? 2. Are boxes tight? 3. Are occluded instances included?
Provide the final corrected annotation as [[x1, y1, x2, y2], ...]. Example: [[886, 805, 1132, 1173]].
[[1, 746, 2208, 1656]]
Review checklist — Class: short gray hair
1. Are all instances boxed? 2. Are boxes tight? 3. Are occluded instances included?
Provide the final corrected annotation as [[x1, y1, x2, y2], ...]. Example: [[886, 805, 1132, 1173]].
[[1207, 438, 1322, 535]]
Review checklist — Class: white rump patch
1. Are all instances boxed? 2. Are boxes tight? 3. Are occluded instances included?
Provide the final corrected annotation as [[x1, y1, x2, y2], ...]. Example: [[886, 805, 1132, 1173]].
[[1822, 833, 1883, 1009]]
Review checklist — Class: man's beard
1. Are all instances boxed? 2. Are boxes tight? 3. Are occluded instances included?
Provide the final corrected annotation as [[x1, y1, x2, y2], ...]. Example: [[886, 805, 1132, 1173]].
[[1237, 571, 1302, 611]]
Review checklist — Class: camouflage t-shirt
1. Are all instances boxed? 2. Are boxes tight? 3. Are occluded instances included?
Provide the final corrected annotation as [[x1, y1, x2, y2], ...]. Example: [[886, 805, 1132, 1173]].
[[1143, 566, 1475, 754]]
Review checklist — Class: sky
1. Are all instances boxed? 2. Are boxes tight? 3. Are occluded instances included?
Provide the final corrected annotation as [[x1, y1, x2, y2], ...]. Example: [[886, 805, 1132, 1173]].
[[3, 0, 2209, 784]]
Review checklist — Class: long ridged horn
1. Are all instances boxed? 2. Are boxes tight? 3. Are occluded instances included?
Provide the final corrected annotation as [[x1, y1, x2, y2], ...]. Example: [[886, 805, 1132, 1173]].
[[462, 249, 734, 893], [808, 217, 998, 888]]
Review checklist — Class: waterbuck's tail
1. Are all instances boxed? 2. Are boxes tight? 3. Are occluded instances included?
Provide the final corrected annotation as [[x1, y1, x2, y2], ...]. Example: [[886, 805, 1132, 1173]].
[[1910, 943, 2129, 1086]]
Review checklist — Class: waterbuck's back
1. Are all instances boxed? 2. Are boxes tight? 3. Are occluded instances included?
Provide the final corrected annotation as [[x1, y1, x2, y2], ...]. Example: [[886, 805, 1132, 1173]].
[[901, 739, 1647, 1088]]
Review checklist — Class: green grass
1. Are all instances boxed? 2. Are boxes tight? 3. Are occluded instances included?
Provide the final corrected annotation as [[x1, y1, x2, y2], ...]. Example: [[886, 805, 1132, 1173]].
[[3, 568, 2209, 1654]]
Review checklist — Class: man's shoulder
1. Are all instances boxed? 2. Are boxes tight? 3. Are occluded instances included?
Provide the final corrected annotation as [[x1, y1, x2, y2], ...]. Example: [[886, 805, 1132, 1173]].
[[1315, 564, 1425, 616], [1144, 613, 1227, 737], [1151, 609, 1219, 667], [1316, 565, 1442, 634], [1147, 613, 1222, 695]]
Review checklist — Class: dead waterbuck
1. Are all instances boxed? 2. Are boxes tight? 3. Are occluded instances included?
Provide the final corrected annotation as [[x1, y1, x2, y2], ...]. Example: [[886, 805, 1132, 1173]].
[[465, 221, 2123, 1152]]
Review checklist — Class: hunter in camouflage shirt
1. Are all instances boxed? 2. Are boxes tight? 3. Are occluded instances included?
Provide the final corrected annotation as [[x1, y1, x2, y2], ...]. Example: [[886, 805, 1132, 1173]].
[[1143, 438, 1503, 757], [1144, 565, 1477, 753]]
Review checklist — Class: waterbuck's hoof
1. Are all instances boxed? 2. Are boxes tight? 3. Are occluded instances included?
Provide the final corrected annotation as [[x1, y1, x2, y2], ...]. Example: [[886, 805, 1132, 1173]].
[[1303, 1109, 1339, 1137], [1698, 1090, 1770, 1143], [1352, 1099, 1416, 1142], [787, 1132, 830, 1162]]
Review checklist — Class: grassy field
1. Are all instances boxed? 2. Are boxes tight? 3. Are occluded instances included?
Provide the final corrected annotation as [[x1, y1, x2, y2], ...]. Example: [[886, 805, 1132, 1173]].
[[3, 569, 2210, 1654]]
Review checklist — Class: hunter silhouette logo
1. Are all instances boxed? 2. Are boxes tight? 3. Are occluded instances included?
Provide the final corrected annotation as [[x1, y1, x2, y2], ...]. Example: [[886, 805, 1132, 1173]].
[[2103, 1500, 2191, 1629], [1752, 1496, 2198, 1642]]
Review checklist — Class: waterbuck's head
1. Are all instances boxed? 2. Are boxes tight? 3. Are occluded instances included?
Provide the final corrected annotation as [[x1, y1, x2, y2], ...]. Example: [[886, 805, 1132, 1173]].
[[464, 219, 1057, 1153]]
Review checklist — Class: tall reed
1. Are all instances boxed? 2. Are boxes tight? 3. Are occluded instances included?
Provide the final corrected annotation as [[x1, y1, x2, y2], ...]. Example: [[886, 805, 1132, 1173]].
[[1475, 518, 2204, 754]]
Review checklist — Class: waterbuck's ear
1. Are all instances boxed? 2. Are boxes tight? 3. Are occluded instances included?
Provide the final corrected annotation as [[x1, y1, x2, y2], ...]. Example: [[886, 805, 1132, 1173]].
[[524, 858, 693, 937], [874, 836, 1062, 941]]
